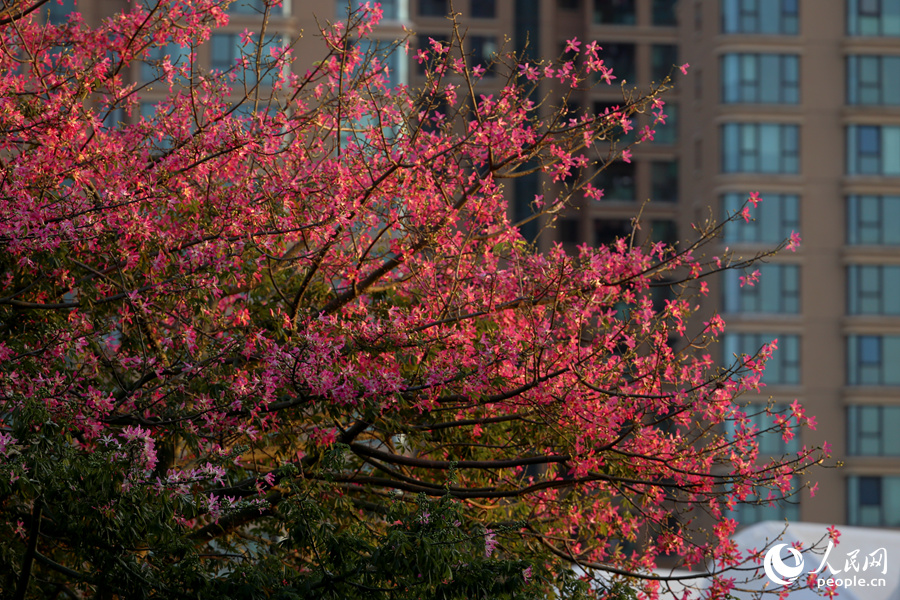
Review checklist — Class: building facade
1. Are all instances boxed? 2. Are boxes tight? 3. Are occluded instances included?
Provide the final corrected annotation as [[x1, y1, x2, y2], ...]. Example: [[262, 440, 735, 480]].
[[44, 0, 900, 529]]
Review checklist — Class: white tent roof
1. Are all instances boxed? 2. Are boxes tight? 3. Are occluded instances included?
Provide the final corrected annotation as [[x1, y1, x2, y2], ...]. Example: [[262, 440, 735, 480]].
[[717, 521, 900, 600]]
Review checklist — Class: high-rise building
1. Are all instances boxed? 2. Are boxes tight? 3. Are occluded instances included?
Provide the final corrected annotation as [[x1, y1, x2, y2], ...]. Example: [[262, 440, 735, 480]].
[[42, 0, 900, 530]]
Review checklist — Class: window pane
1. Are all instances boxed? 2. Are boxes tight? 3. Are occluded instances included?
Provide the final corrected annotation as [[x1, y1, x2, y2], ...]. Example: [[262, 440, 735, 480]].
[[419, 0, 449, 16], [471, 0, 496, 17], [721, 123, 800, 173], [722, 0, 798, 34], [652, 0, 677, 24], [594, 0, 636, 24], [597, 161, 636, 201], [651, 161, 678, 202], [652, 44, 679, 81]]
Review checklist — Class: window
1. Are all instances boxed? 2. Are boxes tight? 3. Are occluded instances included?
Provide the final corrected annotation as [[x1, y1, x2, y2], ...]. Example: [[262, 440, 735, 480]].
[[559, 218, 581, 245], [652, 0, 678, 25], [723, 264, 800, 314], [721, 0, 798, 34], [416, 34, 449, 75], [848, 266, 900, 315], [847, 55, 900, 105], [515, 0, 540, 60], [848, 476, 900, 527], [848, 406, 900, 455], [595, 102, 635, 143], [141, 42, 190, 83], [847, 125, 900, 175], [419, 0, 448, 16], [596, 161, 635, 201], [651, 160, 678, 203], [848, 335, 900, 385], [229, 0, 285, 15], [339, 0, 398, 19], [600, 43, 636, 83], [471, 0, 496, 17], [357, 39, 404, 89], [722, 193, 799, 244], [848, 0, 900, 36], [721, 123, 799, 174], [594, 0, 636, 24], [559, 0, 580, 9], [722, 333, 800, 384], [651, 44, 679, 81], [727, 404, 802, 455], [514, 167, 541, 242], [470, 36, 498, 75], [847, 195, 900, 245], [721, 53, 799, 104], [211, 34, 285, 86], [48, 0, 76, 24], [595, 219, 632, 246], [730, 489, 800, 525], [650, 220, 678, 246], [651, 103, 677, 145]]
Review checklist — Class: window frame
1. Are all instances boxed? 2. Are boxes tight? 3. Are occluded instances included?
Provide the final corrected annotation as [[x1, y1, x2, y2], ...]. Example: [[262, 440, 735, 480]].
[[721, 123, 800, 174], [721, 53, 800, 104]]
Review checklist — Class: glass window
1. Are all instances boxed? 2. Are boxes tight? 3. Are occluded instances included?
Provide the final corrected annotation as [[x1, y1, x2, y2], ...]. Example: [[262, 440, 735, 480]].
[[848, 406, 900, 455], [847, 55, 900, 105], [210, 34, 285, 86], [559, 218, 581, 245], [515, 0, 540, 60], [651, 103, 677, 145], [721, 0, 798, 34], [722, 193, 800, 244], [651, 160, 678, 203], [338, 0, 398, 19], [727, 404, 802, 455], [48, 0, 77, 24], [357, 39, 404, 89], [595, 101, 635, 143], [470, 36, 498, 75], [847, 335, 900, 385], [471, 0, 496, 17], [594, 0, 636, 24], [416, 34, 449, 75], [729, 487, 800, 525], [847, 195, 900, 245], [847, 125, 900, 175], [514, 166, 541, 242], [650, 220, 678, 246], [600, 43, 636, 83], [722, 333, 801, 385], [651, 44, 679, 81], [229, 0, 285, 15], [652, 0, 678, 25], [597, 160, 635, 201], [848, 476, 900, 526], [848, 266, 900, 315], [721, 123, 800, 174], [723, 264, 800, 314], [595, 219, 632, 246], [721, 53, 799, 104], [848, 0, 900, 36], [141, 42, 190, 83], [419, 0, 449, 16]]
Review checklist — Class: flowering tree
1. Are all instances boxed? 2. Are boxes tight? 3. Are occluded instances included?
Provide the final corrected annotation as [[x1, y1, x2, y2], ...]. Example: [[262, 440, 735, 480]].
[[0, 1, 826, 598]]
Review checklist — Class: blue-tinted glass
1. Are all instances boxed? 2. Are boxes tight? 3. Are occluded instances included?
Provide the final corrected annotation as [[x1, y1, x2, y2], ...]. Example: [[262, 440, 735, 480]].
[[860, 336, 881, 364], [594, 0, 636, 24], [860, 476, 882, 505]]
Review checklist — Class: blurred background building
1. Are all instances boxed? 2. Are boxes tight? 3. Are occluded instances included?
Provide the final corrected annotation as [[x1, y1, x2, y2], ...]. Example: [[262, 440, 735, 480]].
[[48, 0, 900, 530]]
